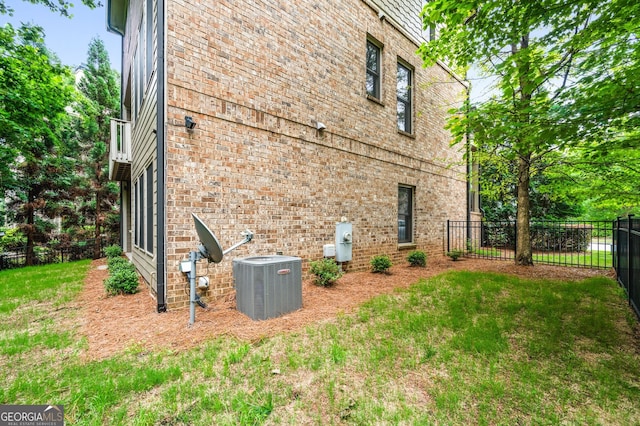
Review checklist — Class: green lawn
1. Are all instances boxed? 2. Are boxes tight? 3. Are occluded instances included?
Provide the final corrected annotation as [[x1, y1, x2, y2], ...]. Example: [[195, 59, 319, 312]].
[[533, 250, 613, 268], [470, 249, 613, 269], [1, 262, 639, 424]]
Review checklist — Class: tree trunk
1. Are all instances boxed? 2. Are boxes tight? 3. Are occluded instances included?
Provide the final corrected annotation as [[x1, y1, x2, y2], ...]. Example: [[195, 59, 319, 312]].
[[25, 196, 35, 267], [94, 190, 102, 259], [513, 34, 533, 266], [515, 153, 533, 265]]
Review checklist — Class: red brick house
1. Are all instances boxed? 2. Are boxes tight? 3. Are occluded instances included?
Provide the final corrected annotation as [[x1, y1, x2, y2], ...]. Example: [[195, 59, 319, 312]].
[[106, 0, 476, 311]]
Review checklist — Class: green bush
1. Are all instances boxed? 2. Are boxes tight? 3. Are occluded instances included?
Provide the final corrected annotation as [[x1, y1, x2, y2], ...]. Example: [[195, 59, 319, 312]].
[[104, 260, 139, 295], [309, 258, 343, 287], [107, 256, 130, 270], [370, 255, 392, 273], [446, 249, 463, 261], [104, 244, 123, 258], [407, 250, 427, 267], [0, 227, 26, 252]]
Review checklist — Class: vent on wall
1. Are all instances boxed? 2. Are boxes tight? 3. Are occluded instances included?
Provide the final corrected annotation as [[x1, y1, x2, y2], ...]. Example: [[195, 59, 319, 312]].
[[232, 255, 302, 320]]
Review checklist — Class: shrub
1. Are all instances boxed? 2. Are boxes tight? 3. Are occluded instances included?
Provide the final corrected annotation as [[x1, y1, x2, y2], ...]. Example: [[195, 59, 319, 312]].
[[407, 250, 427, 267], [370, 255, 392, 273], [107, 256, 130, 270], [104, 244, 123, 258], [309, 258, 343, 287], [0, 227, 26, 252], [104, 260, 139, 295], [446, 249, 463, 261]]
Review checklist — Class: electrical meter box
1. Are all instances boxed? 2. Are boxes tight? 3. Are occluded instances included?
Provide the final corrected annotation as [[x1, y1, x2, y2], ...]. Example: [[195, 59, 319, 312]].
[[335, 222, 352, 262]]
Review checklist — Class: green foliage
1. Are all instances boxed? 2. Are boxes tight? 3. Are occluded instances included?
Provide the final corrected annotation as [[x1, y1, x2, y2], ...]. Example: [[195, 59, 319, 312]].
[[0, 227, 26, 252], [107, 256, 129, 270], [309, 258, 343, 287], [0, 0, 100, 17], [0, 23, 79, 265], [419, 0, 640, 263], [104, 259, 138, 295], [70, 37, 121, 255], [370, 255, 392, 273], [446, 250, 463, 261], [104, 244, 123, 259], [406, 250, 427, 267]]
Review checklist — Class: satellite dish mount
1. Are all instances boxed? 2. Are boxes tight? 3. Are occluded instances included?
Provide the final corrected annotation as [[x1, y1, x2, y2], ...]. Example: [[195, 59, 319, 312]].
[[187, 213, 253, 325]]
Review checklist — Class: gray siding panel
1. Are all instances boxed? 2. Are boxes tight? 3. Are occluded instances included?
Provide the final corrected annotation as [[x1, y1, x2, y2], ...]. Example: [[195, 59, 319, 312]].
[[370, 0, 425, 43]]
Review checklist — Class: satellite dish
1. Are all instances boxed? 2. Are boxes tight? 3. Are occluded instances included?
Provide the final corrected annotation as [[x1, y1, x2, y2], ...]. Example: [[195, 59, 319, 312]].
[[192, 213, 223, 263]]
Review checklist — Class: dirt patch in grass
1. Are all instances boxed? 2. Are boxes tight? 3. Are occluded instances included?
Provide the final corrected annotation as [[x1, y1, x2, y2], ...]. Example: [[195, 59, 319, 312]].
[[79, 256, 614, 360]]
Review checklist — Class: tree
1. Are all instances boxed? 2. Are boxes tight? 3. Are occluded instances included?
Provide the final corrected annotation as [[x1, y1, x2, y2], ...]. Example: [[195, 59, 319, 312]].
[[420, 0, 640, 265], [71, 38, 120, 258], [1, 0, 100, 18], [480, 152, 585, 222], [0, 23, 76, 264]]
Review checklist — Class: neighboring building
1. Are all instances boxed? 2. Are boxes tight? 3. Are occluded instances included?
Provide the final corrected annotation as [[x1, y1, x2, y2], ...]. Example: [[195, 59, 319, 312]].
[[106, 0, 475, 311]]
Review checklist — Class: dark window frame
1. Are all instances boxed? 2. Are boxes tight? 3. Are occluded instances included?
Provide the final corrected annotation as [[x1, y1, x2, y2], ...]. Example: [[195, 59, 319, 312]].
[[366, 39, 382, 100], [145, 162, 153, 254], [133, 180, 139, 246], [138, 172, 145, 250], [398, 185, 414, 244], [396, 61, 413, 134]]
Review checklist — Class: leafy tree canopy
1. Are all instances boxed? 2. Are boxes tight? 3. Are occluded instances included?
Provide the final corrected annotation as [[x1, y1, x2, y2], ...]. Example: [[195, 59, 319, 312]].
[[420, 0, 639, 263], [1, 0, 100, 17]]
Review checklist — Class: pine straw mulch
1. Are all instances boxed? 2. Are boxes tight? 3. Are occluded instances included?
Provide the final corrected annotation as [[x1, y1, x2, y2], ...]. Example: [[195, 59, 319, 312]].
[[79, 256, 614, 360]]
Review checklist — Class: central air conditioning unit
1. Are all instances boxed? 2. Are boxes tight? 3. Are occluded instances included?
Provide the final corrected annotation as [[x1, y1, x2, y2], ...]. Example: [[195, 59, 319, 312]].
[[232, 255, 302, 320]]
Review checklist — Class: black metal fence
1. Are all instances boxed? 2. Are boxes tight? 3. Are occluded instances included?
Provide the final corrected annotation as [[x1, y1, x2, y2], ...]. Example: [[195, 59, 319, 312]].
[[0, 239, 106, 271], [446, 220, 613, 269], [614, 215, 640, 318]]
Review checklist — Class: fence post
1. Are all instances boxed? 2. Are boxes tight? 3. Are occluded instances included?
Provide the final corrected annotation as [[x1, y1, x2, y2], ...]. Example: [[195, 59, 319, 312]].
[[629, 215, 635, 306], [615, 217, 620, 276], [446, 220, 450, 253]]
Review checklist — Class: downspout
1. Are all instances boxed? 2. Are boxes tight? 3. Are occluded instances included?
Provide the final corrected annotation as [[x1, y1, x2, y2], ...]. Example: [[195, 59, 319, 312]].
[[116, 34, 125, 249], [156, 0, 167, 312]]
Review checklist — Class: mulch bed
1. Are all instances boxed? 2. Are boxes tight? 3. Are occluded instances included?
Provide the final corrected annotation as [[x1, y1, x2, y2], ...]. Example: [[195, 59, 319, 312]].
[[79, 256, 613, 360]]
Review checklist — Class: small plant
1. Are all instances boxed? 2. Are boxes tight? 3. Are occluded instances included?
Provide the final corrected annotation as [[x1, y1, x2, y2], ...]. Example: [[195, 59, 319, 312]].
[[406, 250, 427, 267], [104, 244, 123, 258], [446, 249, 464, 261], [309, 258, 343, 287], [370, 255, 392, 273], [107, 256, 130, 270], [104, 259, 139, 295]]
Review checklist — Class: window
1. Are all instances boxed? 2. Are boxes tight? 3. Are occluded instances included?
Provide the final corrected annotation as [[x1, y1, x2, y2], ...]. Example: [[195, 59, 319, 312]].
[[133, 180, 138, 246], [470, 146, 480, 212], [137, 172, 144, 249], [397, 61, 413, 133], [398, 185, 414, 243], [366, 39, 381, 99], [146, 0, 153, 81], [134, 162, 154, 255], [422, 1, 440, 41], [145, 163, 153, 254], [132, 2, 153, 123]]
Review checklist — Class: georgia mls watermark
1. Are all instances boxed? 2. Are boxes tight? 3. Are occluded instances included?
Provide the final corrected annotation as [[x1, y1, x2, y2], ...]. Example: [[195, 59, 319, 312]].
[[0, 405, 64, 426]]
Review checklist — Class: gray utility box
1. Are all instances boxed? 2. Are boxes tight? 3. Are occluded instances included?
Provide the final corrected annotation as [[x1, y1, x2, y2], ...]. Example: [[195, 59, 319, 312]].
[[232, 255, 302, 320]]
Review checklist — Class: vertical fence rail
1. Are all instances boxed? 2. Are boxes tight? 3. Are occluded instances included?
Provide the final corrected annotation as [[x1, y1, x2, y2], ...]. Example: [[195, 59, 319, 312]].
[[615, 215, 640, 319], [446, 220, 614, 269]]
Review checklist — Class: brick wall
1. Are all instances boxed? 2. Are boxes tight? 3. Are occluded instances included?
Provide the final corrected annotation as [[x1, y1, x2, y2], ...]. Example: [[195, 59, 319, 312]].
[[162, 0, 467, 308]]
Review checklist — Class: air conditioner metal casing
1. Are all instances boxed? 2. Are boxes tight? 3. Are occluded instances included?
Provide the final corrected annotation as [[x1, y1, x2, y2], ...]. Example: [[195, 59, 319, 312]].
[[232, 255, 302, 320]]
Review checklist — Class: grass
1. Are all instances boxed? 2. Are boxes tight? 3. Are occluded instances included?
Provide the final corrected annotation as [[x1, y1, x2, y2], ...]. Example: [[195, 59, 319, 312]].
[[533, 249, 612, 268], [469, 248, 613, 269], [2, 262, 640, 424]]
